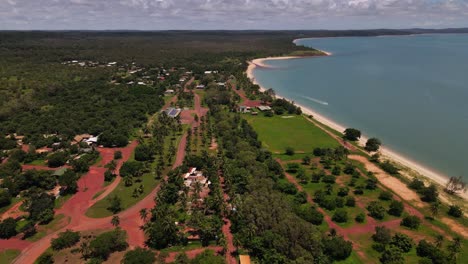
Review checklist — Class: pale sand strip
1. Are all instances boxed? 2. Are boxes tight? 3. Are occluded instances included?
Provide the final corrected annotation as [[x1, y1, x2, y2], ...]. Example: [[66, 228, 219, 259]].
[[246, 53, 468, 202]]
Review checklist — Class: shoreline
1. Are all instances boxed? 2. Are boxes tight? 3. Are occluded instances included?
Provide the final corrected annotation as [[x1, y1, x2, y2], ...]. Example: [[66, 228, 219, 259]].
[[246, 53, 468, 202]]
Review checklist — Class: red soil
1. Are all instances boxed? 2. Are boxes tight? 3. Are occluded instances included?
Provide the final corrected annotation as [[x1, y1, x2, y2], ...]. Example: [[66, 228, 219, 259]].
[[219, 176, 237, 264], [231, 82, 264, 108], [21, 164, 70, 171], [0, 201, 26, 221]]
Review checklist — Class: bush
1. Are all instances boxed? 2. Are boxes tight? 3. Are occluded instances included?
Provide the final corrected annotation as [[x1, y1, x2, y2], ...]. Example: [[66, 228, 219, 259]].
[[320, 196, 336, 211], [0, 217, 17, 239], [122, 247, 156, 264], [332, 166, 341, 176], [345, 196, 356, 207], [335, 197, 345, 208], [275, 181, 297, 195], [390, 233, 414, 253], [332, 209, 348, 223], [285, 147, 295, 156], [365, 138, 381, 152], [114, 151, 122, 160], [337, 187, 349, 197], [343, 128, 361, 141], [134, 144, 153, 161], [0, 189, 12, 208], [89, 229, 128, 260], [355, 213, 365, 223], [297, 206, 324, 225], [388, 200, 404, 217], [447, 205, 462, 218], [322, 175, 336, 184], [401, 215, 421, 229], [37, 252, 54, 264], [367, 201, 386, 220], [51, 230, 81, 250], [380, 161, 399, 175], [323, 236, 353, 261], [47, 152, 68, 167], [38, 209, 54, 225], [380, 246, 404, 264], [379, 191, 393, 201], [107, 195, 122, 214], [421, 184, 438, 203], [409, 178, 425, 191], [372, 226, 392, 244], [353, 188, 364, 195], [104, 169, 115, 182], [366, 178, 378, 190]]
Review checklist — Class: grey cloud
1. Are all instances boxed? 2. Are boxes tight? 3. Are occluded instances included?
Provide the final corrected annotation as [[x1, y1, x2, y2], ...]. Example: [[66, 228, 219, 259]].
[[1, 0, 468, 29]]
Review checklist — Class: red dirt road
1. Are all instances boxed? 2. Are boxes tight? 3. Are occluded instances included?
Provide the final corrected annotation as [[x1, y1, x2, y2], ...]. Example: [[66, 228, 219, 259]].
[[8, 141, 138, 264]]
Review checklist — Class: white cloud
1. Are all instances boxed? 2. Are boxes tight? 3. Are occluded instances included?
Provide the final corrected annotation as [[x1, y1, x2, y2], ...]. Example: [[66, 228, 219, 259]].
[[1, 0, 468, 29]]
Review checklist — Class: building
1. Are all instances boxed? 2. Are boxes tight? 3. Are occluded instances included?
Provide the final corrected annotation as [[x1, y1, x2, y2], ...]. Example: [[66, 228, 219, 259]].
[[257, 106, 272, 111], [165, 89, 175, 95], [239, 106, 251, 113], [72, 134, 92, 145], [196, 84, 205, 89], [164, 107, 182, 118], [239, 255, 251, 264]]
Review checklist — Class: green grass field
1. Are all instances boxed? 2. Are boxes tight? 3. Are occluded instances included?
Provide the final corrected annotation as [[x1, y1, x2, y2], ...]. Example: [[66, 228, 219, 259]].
[[244, 115, 339, 154], [85, 126, 186, 218], [0, 249, 20, 264]]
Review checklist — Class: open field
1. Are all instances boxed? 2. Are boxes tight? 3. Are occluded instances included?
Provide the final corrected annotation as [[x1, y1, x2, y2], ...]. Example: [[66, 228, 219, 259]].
[[0, 249, 20, 264], [243, 115, 339, 154]]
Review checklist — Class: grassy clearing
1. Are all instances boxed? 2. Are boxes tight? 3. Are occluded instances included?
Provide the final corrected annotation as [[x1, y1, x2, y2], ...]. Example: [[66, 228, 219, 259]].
[[335, 251, 364, 264], [27, 214, 69, 242], [0, 249, 20, 264], [54, 194, 72, 209], [85, 127, 185, 218], [27, 159, 47, 166], [243, 115, 339, 154]]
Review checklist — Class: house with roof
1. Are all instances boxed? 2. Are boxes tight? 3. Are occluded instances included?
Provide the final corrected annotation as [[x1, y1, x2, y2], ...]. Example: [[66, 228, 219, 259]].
[[239, 106, 251, 113], [164, 107, 182, 118], [257, 106, 272, 111]]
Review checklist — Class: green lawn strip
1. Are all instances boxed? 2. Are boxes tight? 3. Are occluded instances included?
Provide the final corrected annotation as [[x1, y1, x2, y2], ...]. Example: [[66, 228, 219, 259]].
[[27, 159, 47, 166], [85, 128, 185, 218], [54, 194, 73, 209], [0, 249, 20, 264], [85, 171, 160, 218], [27, 214, 68, 242], [243, 115, 339, 154], [92, 190, 106, 200]]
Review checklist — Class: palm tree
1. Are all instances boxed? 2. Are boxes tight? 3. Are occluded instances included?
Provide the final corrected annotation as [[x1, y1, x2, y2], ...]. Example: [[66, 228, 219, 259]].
[[111, 215, 120, 227], [430, 200, 441, 218], [194, 181, 203, 199], [124, 176, 133, 187], [79, 241, 91, 259], [139, 208, 148, 222], [435, 234, 444, 247]]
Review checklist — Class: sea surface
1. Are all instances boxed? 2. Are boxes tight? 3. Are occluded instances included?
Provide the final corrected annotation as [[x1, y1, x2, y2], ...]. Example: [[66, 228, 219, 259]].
[[253, 34, 468, 180]]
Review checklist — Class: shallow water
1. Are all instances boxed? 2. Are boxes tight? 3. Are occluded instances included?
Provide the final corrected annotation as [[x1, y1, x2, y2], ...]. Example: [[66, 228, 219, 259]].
[[253, 34, 468, 179]]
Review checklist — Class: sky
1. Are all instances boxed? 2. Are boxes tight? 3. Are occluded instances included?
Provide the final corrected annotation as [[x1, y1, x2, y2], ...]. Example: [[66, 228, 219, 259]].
[[1, 0, 468, 30]]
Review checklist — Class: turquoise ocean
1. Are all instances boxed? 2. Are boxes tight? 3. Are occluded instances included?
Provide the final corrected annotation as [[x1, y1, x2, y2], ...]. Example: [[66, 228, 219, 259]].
[[252, 34, 468, 180]]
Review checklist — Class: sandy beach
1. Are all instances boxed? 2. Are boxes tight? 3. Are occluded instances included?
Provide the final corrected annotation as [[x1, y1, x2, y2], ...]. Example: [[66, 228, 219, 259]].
[[246, 53, 468, 202]]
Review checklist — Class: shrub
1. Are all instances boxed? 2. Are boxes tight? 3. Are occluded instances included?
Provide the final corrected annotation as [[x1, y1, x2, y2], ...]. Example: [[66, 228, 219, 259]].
[[335, 197, 345, 208], [338, 187, 349, 197], [366, 178, 378, 190], [332, 209, 348, 223], [114, 151, 122, 160], [323, 236, 353, 261], [320, 196, 336, 211], [37, 252, 54, 264], [388, 200, 404, 217], [122, 247, 156, 264], [47, 152, 68, 167], [89, 229, 128, 260], [275, 181, 297, 195], [409, 178, 425, 191], [367, 201, 386, 220], [353, 188, 364, 195], [332, 166, 341, 176], [380, 246, 404, 264], [297, 206, 324, 225], [401, 215, 421, 229], [345, 196, 356, 207], [447, 205, 462, 218], [0, 189, 12, 208], [390, 233, 414, 253], [0, 217, 17, 239], [379, 191, 393, 201], [285, 147, 295, 156], [322, 175, 336, 184], [380, 161, 399, 175], [372, 226, 392, 244], [51, 230, 81, 250], [421, 184, 438, 203], [293, 192, 307, 204], [355, 213, 365, 223]]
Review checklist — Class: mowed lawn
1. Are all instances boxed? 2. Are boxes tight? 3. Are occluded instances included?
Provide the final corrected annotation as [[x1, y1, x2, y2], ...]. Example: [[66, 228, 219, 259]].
[[244, 115, 339, 153]]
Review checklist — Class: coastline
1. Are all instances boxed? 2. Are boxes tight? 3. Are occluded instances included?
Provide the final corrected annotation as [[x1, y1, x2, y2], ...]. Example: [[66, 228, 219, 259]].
[[246, 53, 468, 202]]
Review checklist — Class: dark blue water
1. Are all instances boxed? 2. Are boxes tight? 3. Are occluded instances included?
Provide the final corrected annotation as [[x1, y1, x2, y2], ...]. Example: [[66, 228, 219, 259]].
[[253, 34, 468, 179]]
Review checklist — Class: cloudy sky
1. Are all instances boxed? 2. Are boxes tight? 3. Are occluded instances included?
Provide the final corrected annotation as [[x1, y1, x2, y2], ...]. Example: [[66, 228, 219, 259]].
[[1, 0, 468, 30]]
